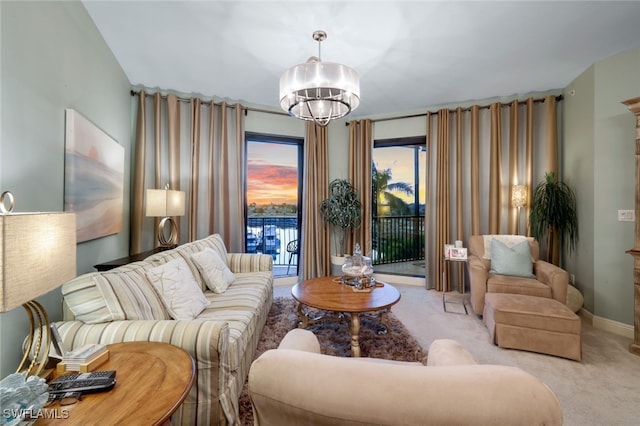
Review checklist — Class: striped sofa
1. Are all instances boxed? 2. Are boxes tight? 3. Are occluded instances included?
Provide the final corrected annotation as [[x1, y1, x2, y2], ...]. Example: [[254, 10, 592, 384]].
[[55, 234, 273, 425]]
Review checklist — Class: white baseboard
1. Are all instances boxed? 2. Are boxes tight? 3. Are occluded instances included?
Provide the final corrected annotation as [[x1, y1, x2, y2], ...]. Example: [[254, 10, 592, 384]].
[[579, 308, 634, 339], [274, 276, 299, 286], [373, 273, 425, 287]]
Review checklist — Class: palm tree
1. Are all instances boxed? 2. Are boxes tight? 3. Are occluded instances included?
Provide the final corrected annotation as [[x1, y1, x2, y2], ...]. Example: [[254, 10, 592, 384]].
[[372, 163, 414, 216]]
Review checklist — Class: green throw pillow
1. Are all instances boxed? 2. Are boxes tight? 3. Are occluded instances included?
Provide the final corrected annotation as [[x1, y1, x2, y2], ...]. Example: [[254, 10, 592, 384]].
[[489, 239, 535, 278]]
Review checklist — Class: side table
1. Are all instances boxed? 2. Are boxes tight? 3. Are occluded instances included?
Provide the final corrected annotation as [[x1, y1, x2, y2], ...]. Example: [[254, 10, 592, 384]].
[[36, 341, 195, 425], [442, 258, 468, 314]]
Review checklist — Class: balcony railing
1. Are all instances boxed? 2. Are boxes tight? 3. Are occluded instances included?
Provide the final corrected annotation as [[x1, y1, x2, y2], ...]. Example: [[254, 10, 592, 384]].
[[246, 216, 299, 276], [372, 216, 425, 265], [246, 215, 425, 277]]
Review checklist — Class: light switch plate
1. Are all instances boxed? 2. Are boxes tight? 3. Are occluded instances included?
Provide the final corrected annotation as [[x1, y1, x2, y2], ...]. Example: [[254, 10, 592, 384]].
[[618, 210, 635, 222]]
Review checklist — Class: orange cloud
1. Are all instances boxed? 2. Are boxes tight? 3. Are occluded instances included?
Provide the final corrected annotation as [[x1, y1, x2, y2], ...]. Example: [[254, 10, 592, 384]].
[[247, 161, 298, 205]]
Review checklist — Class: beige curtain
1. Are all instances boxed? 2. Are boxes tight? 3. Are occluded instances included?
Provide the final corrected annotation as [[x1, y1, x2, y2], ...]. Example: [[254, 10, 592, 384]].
[[488, 102, 503, 234], [130, 91, 146, 254], [427, 96, 560, 290], [434, 110, 451, 291], [301, 122, 330, 279], [130, 90, 245, 254], [348, 119, 373, 257], [545, 95, 560, 264]]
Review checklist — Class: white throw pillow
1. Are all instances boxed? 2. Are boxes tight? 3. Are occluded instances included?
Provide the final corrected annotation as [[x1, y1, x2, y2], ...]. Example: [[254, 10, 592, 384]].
[[482, 235, 531, 260], [146, 258, 210, 320], [191, 248, 235, 293], [489, 239, 535, 278]]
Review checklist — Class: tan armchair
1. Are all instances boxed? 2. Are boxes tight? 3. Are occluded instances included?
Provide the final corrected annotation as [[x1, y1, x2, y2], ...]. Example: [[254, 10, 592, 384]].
[[467, 235, 569, 315]]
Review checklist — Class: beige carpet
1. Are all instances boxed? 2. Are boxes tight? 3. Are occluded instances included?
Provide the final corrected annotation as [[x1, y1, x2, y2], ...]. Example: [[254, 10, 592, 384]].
[[238, 297, 428, 425], [273, 284, 640, 426]]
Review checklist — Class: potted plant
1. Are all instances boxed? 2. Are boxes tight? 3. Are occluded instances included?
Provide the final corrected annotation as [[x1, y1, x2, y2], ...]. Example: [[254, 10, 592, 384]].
[[529, 171, 578, 265], [320, 178, 362, 274]]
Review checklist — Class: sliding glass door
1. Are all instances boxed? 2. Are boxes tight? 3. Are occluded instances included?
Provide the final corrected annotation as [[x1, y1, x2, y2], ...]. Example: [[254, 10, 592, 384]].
[[245, 132, 303, 277], [372, 136, 426, 277]]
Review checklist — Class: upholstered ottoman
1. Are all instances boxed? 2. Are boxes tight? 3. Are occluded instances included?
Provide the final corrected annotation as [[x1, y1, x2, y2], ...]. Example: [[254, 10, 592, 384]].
[[483, 293, 582, 361]]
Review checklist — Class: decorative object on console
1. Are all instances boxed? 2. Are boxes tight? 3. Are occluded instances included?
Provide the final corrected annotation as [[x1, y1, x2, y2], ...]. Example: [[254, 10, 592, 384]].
[[511, 184, 528, 235], [279, 30, 360, 127], [0, 191, 76, 376], [146, 184, 185, 247]]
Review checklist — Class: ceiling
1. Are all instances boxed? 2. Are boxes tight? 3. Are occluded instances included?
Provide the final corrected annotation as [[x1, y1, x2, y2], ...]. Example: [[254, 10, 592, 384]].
[[82, 1, 640, 119]]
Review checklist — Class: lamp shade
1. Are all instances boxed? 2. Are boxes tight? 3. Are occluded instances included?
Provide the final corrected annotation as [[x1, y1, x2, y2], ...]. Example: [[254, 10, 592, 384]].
[[511, 185, 528, 209], [279, 60, 360, 125], [279, 30, 360, 127], [146, 189, 185, 217], [0, 212, 77, 312]]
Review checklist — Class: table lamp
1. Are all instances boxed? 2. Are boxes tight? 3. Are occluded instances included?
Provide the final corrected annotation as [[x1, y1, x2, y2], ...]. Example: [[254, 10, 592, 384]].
[[511, 184, 528, 235], [145, 185, 185, 247], [0, 191, 77, 376]]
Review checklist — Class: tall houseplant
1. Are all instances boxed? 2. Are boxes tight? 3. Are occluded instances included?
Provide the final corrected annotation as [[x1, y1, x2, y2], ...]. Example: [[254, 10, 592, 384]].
[[529, 171, 578, 265], [320, 178, 362, 258]]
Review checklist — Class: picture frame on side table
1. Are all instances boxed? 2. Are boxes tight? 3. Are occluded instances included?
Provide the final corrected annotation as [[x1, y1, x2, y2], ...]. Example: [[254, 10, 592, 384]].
[[444, 244, 454, 259], [449, 247, 468, 260]]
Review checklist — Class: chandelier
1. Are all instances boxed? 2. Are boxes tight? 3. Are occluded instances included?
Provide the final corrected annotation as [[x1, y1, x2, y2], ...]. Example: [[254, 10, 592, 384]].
[[279, 30, 360, 127]]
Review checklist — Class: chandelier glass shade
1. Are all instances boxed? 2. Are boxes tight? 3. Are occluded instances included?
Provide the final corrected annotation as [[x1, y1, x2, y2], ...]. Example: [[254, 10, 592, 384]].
[[279, 31, 360, 127]]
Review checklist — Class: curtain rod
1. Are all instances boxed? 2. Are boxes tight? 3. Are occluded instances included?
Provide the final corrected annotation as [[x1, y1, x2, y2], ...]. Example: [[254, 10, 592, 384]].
[[129, 89, 289, 117], [347, 94, 564, 125]]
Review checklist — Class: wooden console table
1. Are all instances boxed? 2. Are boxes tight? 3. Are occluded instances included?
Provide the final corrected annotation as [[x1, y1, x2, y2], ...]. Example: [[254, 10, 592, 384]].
[[37, 341, 195, 425], [623, 96, 640, 356], [94, 246, 175, 271]]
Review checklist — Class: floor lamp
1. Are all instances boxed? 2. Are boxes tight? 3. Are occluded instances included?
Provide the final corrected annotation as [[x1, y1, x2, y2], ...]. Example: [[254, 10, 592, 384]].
[[0, 191, 77, 377], [511, 185, 528, 235]]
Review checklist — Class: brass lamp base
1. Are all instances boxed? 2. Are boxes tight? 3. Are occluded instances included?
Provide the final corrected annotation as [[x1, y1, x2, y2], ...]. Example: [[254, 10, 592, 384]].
[[157, 216, 178, 247], [18, 300, 52, 377]]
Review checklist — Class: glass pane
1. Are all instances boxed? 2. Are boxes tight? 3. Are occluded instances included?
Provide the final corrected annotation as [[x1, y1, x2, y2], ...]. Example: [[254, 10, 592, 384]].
[[246, 139, 301, 277], [372, 143, 425, 277]]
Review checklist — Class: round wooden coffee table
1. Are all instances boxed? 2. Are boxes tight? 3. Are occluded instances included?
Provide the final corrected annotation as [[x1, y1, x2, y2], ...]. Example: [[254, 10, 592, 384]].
[[37, 341, 195, 425], [291, 276, 401, 357]]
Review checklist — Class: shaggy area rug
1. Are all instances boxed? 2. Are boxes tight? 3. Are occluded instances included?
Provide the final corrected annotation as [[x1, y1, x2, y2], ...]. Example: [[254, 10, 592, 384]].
[[237, 297, 428, 425]]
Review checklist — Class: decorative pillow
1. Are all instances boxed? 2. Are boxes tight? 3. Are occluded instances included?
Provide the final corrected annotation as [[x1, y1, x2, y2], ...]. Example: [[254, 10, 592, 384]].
[[482, 234, 530, 260], [61, 273, 125, 324], [191, 248, 235, 293], [146, 258, 210, 320], [489, 239, 535, 278]]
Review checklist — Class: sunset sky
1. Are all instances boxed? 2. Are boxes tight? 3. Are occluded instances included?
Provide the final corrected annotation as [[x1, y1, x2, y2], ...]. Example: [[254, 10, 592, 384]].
[[247, 142, 426, 206], [373, 146, 426, 204], [247, 142, 298, 205]]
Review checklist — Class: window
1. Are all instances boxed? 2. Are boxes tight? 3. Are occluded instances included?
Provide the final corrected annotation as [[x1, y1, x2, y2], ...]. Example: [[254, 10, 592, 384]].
[[245, 132, 303, 277]]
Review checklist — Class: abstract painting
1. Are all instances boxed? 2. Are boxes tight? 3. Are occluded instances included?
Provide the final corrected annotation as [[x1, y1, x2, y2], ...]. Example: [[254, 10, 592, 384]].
[[64, 109, 124, 242]]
